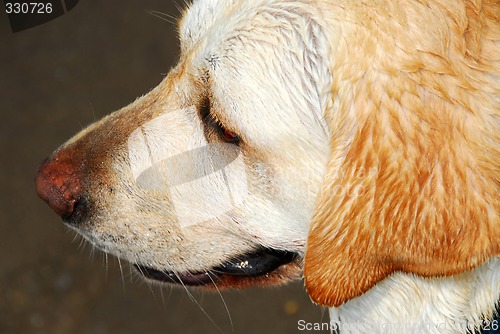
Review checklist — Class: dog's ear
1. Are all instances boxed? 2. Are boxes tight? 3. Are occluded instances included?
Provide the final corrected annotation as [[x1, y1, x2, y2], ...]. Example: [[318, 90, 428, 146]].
[[303, 66, 500, 307]]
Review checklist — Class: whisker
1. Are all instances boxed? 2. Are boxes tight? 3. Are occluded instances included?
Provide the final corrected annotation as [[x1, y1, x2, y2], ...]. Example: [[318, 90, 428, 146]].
[[145, 10, 177, 25], [70, 231, 80, 243], [166, 284, 174, 299], [88, 243, 96, 262], [74, 233, 87, 253], [88, 102, 97, 121], [128, 262, 135, 284], [117, 257, 126, 291], [70, 231, 87, 254], [207, 271, 233, 331], [174, 0, 188, 15], [159, 285, 166, 307], [102, 252, 108, 284], [169, 271, 225, 334]]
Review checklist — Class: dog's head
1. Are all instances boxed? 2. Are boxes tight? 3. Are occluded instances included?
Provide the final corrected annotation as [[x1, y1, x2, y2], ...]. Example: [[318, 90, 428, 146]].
[[36, 0, 499, 307]]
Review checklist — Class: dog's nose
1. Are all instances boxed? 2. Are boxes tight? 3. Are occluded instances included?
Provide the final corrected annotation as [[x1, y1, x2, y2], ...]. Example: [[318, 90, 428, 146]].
[[35, 154, 82, 220]]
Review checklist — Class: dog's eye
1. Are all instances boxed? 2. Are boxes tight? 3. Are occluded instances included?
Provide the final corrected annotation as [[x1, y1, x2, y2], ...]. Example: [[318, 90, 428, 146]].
[[199, 98, 241, 144], [220, 128, 240, 144]]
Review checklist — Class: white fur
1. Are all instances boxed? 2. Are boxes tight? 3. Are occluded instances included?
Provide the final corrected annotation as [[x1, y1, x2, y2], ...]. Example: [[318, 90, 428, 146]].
[[332, 258, 499, 333]]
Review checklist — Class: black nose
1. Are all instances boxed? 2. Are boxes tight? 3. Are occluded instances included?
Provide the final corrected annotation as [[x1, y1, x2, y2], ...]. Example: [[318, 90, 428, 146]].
[[35, 153, 83, 220]]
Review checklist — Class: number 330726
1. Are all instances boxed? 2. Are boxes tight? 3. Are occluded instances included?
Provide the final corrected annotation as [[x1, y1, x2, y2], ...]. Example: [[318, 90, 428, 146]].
[[5, 2, 53, 14]]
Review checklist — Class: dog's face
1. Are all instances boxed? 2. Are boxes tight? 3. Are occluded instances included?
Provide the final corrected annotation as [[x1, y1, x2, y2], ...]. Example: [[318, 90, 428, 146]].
[[36, 0, 331, 288], [36, 0, 499, 307]]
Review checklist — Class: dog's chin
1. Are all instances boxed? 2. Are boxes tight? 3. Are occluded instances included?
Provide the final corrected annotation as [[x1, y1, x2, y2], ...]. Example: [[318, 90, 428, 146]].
[[134, 248, 301, 289]]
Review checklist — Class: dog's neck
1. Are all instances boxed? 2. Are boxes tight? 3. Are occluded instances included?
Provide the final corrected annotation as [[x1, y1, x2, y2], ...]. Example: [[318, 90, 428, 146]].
[[329, 257, 500, 334]]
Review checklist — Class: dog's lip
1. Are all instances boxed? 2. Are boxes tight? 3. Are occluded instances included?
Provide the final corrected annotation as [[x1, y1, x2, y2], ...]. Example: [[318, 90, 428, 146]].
[[134, 266, 214, 285], [134, 248, 298, 286]]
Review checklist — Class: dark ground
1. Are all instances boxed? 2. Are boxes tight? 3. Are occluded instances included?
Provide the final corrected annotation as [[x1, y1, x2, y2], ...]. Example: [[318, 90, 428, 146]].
[[0, 1, 329, 333]]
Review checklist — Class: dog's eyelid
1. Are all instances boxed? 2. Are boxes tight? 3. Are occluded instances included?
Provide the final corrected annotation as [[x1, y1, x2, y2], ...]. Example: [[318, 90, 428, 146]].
[[198, 97, 241, 145], [212, 114, 242, 144]]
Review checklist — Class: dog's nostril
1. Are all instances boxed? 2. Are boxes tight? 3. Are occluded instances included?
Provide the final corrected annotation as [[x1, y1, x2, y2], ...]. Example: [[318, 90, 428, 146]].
[[35, 155, 82, 220]]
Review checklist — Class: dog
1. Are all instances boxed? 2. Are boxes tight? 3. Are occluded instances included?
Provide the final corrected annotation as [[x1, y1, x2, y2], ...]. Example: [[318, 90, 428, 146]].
[[36, 0, 499, 332]]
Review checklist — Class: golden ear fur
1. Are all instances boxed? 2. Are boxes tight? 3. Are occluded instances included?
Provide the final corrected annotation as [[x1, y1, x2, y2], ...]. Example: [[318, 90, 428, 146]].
[[304, 0, 500, 307]]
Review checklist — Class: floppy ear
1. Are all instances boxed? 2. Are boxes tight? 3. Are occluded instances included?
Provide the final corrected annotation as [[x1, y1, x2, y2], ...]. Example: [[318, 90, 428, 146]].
[[303, 54, 500, 307]]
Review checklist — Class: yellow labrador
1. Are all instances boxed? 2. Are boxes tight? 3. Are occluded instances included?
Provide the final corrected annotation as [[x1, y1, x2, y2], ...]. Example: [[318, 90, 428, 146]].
[[36, 0, 499, 332]]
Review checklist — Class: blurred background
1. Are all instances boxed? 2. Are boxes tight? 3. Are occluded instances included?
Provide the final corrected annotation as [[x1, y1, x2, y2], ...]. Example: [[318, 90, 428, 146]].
[[0, 1, 329, 333]]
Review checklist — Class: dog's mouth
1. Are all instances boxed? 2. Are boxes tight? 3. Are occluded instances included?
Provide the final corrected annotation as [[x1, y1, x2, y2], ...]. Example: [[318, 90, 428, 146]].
[[134, 248, 298, 287]]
